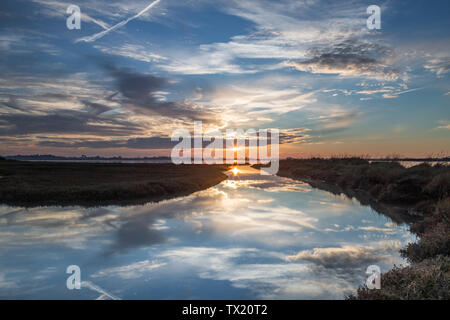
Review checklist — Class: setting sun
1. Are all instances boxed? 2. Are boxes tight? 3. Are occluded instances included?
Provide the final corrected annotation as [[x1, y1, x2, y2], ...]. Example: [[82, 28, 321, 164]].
[[232, 167, 239, 175]]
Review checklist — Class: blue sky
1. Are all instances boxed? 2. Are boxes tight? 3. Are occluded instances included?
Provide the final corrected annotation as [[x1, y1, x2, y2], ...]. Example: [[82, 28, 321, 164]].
[[0, 0, 449, 157]]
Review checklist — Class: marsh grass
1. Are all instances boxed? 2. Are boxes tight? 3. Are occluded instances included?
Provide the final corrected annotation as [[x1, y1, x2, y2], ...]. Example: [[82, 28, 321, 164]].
[[348, 255, 450, 300], [0, 160, 229, 207]]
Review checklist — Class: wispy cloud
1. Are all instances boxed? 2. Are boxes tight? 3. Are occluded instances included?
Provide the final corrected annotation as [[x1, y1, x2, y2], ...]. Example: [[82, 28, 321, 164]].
[[94, 43, 166, 62], [424, 57, 450, 77], [435, 121, 450, 130], [92, 260, 165, 279], [382, 87, 425, 99], [31, 0, 111, 30]]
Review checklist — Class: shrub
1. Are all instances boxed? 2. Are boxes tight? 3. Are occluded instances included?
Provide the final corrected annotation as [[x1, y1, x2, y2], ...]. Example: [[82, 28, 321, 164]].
[[434, 197, 450, 224], [424, 173, 450, 199], [347, 256, 450, 300], [401, 222, 450, 263]]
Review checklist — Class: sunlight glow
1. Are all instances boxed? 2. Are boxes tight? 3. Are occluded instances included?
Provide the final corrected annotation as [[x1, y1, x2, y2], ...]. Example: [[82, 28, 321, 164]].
[[232, 167, 239, 176]]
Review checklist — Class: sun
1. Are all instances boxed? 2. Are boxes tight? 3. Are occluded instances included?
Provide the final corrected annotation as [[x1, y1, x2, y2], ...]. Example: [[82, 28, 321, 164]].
[[232, 167, 239, 176]]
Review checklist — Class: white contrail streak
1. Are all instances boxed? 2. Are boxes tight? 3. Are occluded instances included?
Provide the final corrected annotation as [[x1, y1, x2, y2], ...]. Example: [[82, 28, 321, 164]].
[[81, 281, 121, 300], [396, 87, 425, 95], [81, 13, 110, 30], [76, 0, 161, 43]]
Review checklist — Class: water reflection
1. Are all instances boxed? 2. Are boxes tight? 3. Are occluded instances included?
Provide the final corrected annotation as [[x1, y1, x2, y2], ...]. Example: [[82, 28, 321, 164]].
[[0, 166, 414, 299]]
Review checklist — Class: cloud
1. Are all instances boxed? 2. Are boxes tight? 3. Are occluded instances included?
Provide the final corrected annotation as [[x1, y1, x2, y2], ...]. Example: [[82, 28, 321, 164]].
[[279, 128, 310, 144], [382, 93, 398, 99], [158, 0, 371, 75], [102, 64, 219, 122], [76, 0, 162, 43], [285, 241, 403, 269], [0, 206, 116, 249], [37, 136, 177, 149], [381, 87, 425, 99], [0, 107, 140, 136], [0, 272, 19, 290], [35, 126, 311, 149], [435, 121, 450, 130], [92, 260, 165, 279], [308, 109, 360, 130], [193, 83, 318, 127], [287, 40, 399, 80], [424, 57, 450, 77], [94, 44, 166, 63], [0, 29, 60, 57], [157, 246, 358, 299], [357, 88, 392, 95]]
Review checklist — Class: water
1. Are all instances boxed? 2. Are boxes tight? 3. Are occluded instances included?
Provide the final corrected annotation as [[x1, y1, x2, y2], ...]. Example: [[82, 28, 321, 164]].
[[0, 166, 414, 299]]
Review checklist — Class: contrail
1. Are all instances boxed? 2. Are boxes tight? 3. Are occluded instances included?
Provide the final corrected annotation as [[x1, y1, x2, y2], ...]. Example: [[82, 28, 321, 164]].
[[81, 281, 121, 300], [76, 0, 161, 43], [383, 87, 425, 99], [81, 13, 110, 30], [396, 87, 426, 95]]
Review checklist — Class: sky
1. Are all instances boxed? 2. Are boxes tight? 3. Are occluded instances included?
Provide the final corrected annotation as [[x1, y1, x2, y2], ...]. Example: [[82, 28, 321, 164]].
[[0, 0, 449, 158]]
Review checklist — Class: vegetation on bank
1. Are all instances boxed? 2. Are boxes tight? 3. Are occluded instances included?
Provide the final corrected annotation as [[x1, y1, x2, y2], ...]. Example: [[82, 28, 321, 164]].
[[257, 158, 450, 300], [275, 158, 448, 211], [0, 160, 229, 207], [348, 255, 450, 300]]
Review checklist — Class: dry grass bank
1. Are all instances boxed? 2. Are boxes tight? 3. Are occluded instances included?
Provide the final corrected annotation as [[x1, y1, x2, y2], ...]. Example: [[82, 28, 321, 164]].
[[0, 160, 229, 207]]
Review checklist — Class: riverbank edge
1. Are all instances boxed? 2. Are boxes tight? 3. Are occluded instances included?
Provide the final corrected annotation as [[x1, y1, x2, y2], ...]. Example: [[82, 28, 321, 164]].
[[255, 158, 449, 299]]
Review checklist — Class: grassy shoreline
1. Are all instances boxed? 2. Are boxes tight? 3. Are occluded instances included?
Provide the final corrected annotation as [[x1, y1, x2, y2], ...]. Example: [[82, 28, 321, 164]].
[[256, 158, 450, 299], [0, 160, 229, 207]]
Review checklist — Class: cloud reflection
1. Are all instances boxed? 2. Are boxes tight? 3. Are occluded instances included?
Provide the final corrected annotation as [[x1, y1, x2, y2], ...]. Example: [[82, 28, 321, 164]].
[[0, 167, 414, 299]]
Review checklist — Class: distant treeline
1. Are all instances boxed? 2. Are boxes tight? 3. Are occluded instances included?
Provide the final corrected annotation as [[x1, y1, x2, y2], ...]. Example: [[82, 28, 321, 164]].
[[4, 154, 171, 161], [2, 154, 450, 162], [286, 156, 450, 162], [370, 158, 450, 162]]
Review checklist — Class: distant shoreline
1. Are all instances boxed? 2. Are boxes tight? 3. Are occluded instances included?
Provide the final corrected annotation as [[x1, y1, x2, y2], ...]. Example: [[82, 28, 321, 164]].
[[4, 154, 450, 163], [3, 155, 172, 162]]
